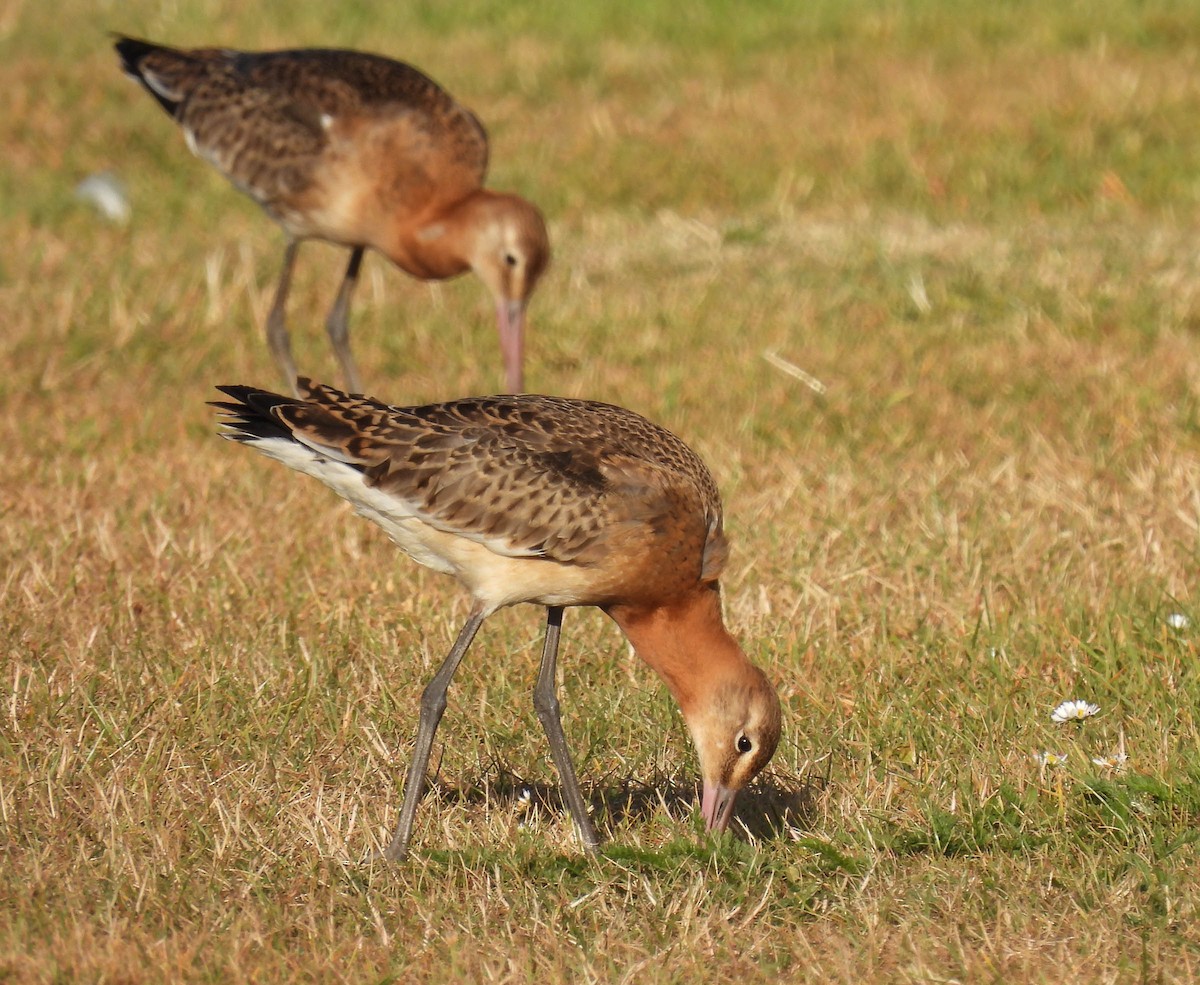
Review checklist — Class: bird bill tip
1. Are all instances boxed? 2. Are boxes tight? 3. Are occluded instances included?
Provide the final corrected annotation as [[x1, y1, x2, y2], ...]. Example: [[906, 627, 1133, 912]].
[[701, 781, 737, 834]]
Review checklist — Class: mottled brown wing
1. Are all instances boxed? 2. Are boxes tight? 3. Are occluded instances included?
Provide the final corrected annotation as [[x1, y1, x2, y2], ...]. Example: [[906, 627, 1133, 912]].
[[235, 49, 490, 185], [276, 381, 717, 566], [130, 44, 488, 208], [124, 45, 330, 205]]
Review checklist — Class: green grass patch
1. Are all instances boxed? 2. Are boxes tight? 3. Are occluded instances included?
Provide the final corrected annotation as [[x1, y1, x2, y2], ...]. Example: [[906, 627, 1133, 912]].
[[4, 0, 1200, 980]]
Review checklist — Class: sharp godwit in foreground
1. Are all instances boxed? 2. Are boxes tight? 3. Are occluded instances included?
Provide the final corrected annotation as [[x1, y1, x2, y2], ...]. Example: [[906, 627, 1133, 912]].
[[213, 379, 782, 858], [116, 36, 549, 395]]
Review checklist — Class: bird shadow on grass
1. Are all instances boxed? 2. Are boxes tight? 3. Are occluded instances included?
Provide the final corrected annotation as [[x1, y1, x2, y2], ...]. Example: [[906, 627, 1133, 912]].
[[427, 757, 822, 843]]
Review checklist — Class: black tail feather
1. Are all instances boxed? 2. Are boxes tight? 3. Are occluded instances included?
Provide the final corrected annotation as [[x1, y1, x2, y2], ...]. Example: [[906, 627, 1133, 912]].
[[113, 35, 160, 72], [210, 385, 300, 443], [113, 34, 180, 116]]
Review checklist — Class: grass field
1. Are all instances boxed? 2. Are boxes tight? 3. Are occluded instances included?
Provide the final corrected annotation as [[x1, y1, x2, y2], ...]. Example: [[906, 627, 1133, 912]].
[[3, 0, 1200, 980]]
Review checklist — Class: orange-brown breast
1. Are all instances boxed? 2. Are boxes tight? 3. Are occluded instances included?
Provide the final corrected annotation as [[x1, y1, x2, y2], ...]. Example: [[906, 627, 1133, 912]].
[[132, 44, 490, 256]]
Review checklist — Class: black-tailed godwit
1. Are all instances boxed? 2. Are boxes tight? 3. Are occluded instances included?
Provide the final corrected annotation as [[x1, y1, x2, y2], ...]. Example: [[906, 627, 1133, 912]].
[[117, 37, 549, 395], [213, 379, 781, 858]]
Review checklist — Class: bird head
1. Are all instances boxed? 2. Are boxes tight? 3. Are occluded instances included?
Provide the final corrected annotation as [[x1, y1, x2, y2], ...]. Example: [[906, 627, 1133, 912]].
[[467, 193, 550, 392], [686, 665, 782, 833]]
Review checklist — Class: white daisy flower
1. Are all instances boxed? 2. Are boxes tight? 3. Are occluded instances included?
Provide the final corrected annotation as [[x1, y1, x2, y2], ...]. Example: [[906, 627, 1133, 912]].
[[1051, 700, 1100, 724], [1166, 613, 1190, 630], [1037, 751, 1067, 767], [1091, 753, 1129, 771], [515, 787, 535, 829]]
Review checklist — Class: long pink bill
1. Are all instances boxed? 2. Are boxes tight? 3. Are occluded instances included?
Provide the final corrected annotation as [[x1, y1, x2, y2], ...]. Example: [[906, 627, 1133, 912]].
[[497, 299, 526, 393], [701, 781, 737, 834]]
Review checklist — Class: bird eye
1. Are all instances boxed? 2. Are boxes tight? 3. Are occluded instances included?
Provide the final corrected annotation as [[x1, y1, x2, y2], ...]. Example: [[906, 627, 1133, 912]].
[[504, 253, 518, 267], [737, 735, 753, 754]]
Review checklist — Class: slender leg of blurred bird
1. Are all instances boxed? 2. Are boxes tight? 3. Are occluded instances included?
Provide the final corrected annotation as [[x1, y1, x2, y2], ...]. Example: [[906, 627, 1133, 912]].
[[382, 607, 486, 861], [533, 606, 602, 850], [325, 247, 365, 393], [266, 240, 302, 396]]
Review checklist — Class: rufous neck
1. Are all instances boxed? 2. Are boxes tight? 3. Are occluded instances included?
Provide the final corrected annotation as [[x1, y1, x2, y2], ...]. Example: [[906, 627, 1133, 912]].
[[390, 191, 498, 280], [605, 587, 748, 716]]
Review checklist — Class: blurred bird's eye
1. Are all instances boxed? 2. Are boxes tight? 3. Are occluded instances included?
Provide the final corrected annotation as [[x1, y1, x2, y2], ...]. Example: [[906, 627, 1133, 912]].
[[737, 735, 753, 754], [504, 253, 518, 267]]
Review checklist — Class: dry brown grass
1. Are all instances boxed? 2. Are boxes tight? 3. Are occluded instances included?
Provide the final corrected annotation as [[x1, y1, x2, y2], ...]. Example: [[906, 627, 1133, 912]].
[[4, 0, 1200, 981]]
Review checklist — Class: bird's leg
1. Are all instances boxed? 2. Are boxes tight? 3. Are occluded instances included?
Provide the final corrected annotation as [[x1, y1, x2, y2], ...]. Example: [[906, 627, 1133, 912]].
[[326, 247, 364, 394], [532, 606, 602, 852], [266, 240, 302, 397], [379, 606, 486, 861]]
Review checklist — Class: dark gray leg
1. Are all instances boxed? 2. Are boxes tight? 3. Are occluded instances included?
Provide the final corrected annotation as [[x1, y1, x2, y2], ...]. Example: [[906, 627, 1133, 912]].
[[326, 247, 364, 393], [379, 607, 486, 861], [266, 240, 301, 397], [533, 606, 602, 851]]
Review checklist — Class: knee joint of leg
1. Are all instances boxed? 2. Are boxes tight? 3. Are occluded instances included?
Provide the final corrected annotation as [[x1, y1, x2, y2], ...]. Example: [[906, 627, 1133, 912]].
[[419, 682, 449, 718], [533, 687, 560, 719]]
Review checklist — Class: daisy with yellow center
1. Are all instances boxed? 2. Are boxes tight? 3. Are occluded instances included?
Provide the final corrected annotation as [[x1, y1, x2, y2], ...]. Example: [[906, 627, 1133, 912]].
[[1051, 700, 1100, 724]]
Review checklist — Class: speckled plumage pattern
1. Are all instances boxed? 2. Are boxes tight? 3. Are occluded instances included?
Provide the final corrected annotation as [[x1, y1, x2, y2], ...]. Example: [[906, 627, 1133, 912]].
[[115, 38, 487, 227], [214, 378, 727, 589], [116, 36, 550, 395], [213, 380, 779, 855]]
